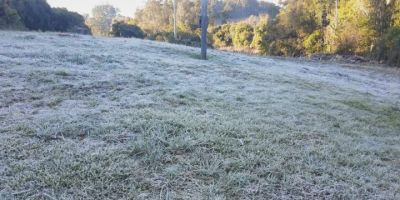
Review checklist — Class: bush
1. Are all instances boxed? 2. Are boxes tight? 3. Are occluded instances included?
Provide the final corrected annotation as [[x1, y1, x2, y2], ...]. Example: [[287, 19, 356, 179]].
[[1, 0, 89, 34], [383, 27, 400, 66], [231, 23, 254, 48], [144, 29, 200, 47], [394, 1, 400, 27], [370, 27, 400, 67], [268, 38, 302, 56], [303, 29, 324, 55], [10, 0, 53, 31], [110, 22, 145, 38], [0, 0, 24, 29], [147, 32, 175, 43], [334, 26, 357, 55], [212, 24, 232, 48], [52, 8, 90, 34], [251, 19, 268, 53], [175, 31, 200, 46]]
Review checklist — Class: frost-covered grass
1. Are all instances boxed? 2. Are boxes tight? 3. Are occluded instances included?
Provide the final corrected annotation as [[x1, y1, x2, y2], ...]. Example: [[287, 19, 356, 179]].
[[0, 31, 400, 199]]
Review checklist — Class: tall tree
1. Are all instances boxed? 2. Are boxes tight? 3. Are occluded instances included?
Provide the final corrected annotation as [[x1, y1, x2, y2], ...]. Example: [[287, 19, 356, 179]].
[[135, 0, 172, 34], [86, 4, 118, 36], [0, 0, 23, 29], [393, 0, 400, 27], [10, 0, 53, 30], [52, 8, 90, 34], [222, 0, 279, 22]]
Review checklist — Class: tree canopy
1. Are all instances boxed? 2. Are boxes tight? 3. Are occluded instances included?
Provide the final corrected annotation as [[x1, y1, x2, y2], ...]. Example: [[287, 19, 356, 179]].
[[0, 0, 89, 33], [86, 4, 118, 36], [1, 0, 399, 66]]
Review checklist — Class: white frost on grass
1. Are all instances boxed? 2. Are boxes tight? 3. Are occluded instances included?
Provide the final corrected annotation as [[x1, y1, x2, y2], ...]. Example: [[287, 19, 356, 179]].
[[0, 31, 399, 199]]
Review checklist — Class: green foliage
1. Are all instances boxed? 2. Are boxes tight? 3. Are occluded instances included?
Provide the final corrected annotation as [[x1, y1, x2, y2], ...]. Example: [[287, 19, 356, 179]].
[[135, 0, 173, 34], [213, 24, 232, 48], [251, 16, 269, 53], [394, 0, 400, 27], [231, 23, 254, 48], [130, 0, 398, 66], [133, 0, 280, 47], [382, 27, 400, 66], [148, 32, 176, 43], [52, 8, 90, 34], [10, 0, 53, 31], [0, 0, 88, 34], [86, 4, 118, 36], [334, 0, 375, 55], [110, 22, 145, 38], [146, 30, 201, 47], [134, 0, 202, 46], [4, 0, 398, 65], [277, 0, 320, 38], [268, 38, 302, 56], [222, 0, 279, 22], [260, 0, 326, 56], [0, 0, 24, 29], [303, 30, 324, 55], [175, 31, 201, 46], [389, 0, 400, 27]]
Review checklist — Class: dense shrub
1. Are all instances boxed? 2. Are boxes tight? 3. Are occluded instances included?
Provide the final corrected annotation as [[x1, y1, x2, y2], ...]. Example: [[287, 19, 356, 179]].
[[303, 29, 324, 55], [146, 31, 201, 47], [0, 0, 24, 29], [110, 22, 145, 38], [1, 0, 89, 34], [268, 38, 302, 56], [383, 27, 400, 66], [52, 8, 90, 34], [10, 0, 53, 31], [213, 24, 232, 48], [231, 23, 254, 49], [175, 31, 201, 46], [148, 32, 176, 43], [335, 25, 373, 55], [251, 18, 269, 53], [86, 5, 117, 36]]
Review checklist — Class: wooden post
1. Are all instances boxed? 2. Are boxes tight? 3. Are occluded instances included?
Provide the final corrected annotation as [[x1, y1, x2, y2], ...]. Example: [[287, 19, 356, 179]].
[[173, 0, 177, 40], [200, 0, 208, 60], [335, 0, 338, 29]]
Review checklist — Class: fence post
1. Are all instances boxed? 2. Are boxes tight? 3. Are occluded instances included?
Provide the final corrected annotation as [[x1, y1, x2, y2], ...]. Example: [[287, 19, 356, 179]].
[[173, 0, 177, 40], [200, 0, 208, 60]]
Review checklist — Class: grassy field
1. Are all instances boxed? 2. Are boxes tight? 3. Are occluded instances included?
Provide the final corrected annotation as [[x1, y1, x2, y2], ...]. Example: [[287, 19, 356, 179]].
[[0, 31, 399, 199]]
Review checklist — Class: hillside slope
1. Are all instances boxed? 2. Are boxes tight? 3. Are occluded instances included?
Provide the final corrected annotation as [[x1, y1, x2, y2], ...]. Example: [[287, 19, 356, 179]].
[[0, 31, 400, 199]]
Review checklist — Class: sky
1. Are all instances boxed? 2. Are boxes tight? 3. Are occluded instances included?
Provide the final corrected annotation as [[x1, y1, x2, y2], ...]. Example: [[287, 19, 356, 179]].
[[47, 0, 146, 17], [47, 0, 279, 17]]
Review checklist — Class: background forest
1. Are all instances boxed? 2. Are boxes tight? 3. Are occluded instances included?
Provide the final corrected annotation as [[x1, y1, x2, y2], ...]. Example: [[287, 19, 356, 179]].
[[1, 0, 399, 66]]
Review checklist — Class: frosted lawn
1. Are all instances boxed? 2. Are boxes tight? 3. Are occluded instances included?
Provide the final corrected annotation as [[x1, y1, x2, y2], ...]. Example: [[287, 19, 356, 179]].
[[0, 31, 399, 199]]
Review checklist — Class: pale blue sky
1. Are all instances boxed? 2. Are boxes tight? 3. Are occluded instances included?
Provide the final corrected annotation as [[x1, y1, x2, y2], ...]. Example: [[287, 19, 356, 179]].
[[47, 0, 146, 17], [47, 0, 278, 17]]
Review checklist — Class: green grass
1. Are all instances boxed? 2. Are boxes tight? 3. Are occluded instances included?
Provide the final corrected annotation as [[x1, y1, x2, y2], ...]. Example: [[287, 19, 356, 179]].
[[341, 98, 400, 129], [0, 31, 399, 199], [54, 70, 70, 77], [342, 99, 374, 112]]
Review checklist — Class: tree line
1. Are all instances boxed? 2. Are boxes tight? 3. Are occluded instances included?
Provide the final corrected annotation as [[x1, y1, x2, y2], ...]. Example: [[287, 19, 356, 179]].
[[88, 0, 280, 45], [90, 0, 400, 66], [0, 0, 90, 34], [1, 0, 399, 66]]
